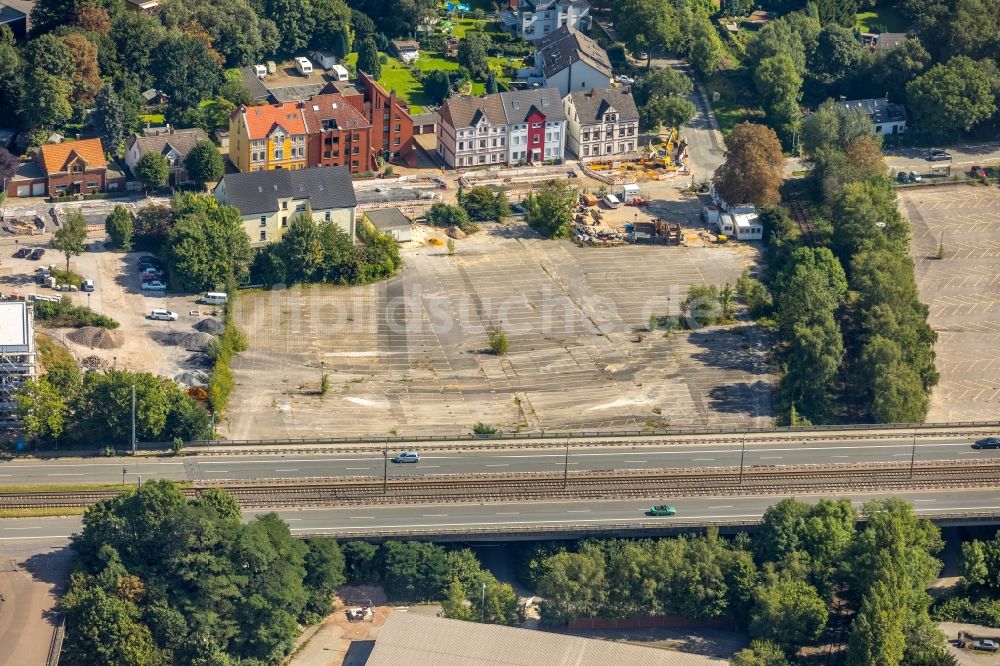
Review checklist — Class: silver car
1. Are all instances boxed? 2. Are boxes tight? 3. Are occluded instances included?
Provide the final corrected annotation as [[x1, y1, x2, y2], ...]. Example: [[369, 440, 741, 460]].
[[149, 309, 178, 321]]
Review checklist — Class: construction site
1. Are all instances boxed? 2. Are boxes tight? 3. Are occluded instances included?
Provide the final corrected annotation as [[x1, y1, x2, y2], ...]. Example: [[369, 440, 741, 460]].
[[0, 300, 35, 422], [584, 130, 689, 184]]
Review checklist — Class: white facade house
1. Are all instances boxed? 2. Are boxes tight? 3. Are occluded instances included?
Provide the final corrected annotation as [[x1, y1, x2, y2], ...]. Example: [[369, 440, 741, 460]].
[[563, 87, 639, 160], [436, 88, 566, 168], [834, 97, 908, 135], [510, 0, 592, 41], [213, 165, 357, 246], [516, 27, 611, 97]]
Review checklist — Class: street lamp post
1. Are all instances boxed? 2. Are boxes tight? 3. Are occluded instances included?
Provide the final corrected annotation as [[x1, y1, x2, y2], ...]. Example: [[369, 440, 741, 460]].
[[383, 441, 388, 494], [910, 429, 917, 479], [563, 437, 570, 489], [481, 582, 486, 623]]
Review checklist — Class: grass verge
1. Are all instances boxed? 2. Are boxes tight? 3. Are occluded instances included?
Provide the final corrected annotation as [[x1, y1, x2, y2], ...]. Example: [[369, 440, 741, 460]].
[[855, 6, 908, 32], [0, 481, 191, 493], [0, 507, 88, 518]]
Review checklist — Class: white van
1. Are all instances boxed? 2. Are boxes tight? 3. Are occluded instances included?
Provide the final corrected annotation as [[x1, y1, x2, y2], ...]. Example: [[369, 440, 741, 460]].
[[331, 64, 349, 82], [603, 193, 621, 209], [199, 292, 228, 305], [295, 57, 314, 76]]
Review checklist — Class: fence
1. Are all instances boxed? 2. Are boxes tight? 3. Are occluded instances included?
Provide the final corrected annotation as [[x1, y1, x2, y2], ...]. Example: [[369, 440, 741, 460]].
[[45, 617, 65, 666]]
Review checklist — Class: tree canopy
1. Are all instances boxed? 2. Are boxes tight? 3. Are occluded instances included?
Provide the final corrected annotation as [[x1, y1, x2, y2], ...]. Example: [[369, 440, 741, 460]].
[[713, 123, 785, 208]]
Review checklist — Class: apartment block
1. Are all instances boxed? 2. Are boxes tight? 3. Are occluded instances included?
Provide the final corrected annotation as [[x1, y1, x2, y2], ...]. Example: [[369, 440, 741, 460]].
[[563, 87, 639, 160]]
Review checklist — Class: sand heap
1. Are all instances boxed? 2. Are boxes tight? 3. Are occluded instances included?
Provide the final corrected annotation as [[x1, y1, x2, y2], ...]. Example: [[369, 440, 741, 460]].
[[67, 327, 123, 349]]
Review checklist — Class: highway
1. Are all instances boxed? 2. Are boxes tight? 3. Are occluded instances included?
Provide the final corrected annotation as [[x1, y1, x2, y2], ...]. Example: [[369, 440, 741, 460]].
[[6, 488, 1000, 546], [3, 434, 999, 485]]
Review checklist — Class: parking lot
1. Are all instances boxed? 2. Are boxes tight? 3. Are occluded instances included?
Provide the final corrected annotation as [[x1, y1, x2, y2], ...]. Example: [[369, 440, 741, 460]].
[[0, 238, 222, 386], [900, 184, 1000, 422], [227, 221, 773, 439]]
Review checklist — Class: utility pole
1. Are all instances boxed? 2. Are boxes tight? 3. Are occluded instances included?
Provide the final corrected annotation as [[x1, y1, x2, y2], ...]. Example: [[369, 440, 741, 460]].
[[383, 441, 388, 494], [481, 581, 486, 623], [910, 429, 917, 479], [739, 429, 747, 484]]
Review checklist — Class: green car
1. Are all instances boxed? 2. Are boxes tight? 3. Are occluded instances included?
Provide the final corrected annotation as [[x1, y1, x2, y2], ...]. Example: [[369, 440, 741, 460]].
[[647, 505, 677, 516]]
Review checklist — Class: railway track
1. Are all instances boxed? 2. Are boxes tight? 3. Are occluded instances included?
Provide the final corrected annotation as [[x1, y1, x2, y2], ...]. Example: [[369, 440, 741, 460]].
[[4, 461, 1000, 509], [789, 200, 818, 247]]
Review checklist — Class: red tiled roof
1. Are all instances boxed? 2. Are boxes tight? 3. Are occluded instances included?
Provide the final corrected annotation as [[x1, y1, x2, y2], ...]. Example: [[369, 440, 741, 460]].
[[239, 103, 307, 139], [37, 138, 106, 175], [300, 94, 372, 132]]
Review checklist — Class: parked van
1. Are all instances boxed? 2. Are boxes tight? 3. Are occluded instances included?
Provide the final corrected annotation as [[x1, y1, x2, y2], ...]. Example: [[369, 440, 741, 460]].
[[199, 292, 228, 305], [330, 64, 349, 82], [82, 279, 95, 292], [295, 57, 314, 76], [603, 193, 620, 209]]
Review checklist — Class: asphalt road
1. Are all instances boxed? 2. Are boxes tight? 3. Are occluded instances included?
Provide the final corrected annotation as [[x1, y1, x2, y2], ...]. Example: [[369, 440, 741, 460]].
[[7, 487, 1000, 546], [3, 435, 998, 485]]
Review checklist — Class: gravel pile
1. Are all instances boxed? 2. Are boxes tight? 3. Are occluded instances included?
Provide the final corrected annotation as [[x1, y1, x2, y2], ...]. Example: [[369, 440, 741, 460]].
[[194, 318, 224, 334], [174, 370, 211, 387]]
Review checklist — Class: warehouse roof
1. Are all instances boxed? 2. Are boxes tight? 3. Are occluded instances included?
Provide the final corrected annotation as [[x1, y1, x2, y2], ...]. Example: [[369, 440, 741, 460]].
[[365, 613, 728, 666]]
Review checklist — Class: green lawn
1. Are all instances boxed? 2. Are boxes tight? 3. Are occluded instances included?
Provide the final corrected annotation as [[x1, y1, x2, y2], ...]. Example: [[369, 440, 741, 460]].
[[855, 5, 908, 32], [705, 69, 765, 135], [140, 113, 166, 125], [346, 48, 515, 111]]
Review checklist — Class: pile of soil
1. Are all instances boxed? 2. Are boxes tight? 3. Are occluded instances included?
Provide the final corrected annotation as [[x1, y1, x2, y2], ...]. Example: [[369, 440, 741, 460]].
[[67, 327, 122, 349], [194, 318, 224, 334], [446, 226, 467, 240]]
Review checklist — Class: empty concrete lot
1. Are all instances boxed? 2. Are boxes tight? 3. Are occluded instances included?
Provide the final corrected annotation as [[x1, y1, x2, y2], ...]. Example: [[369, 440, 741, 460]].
[[900, 185, 1000, 422], [226, 223, 773, 439]]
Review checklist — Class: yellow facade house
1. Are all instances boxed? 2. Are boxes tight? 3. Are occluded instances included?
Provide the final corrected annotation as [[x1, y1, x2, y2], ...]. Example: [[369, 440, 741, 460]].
[[228, 103, 309, 172]]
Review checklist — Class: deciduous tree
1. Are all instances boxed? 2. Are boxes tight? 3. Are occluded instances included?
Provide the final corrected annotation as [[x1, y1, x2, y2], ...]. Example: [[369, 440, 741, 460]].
[[184, 140, 224, 189], [105, 205, 134, 251], [750, 578, 828, 650], [523, 180, 575, 238], [712, 123, 785, 207], [135, 152, 169, 192], [15, 378, 68, 441], [53, 210, 87, 273], [906, 56, 996, 138]]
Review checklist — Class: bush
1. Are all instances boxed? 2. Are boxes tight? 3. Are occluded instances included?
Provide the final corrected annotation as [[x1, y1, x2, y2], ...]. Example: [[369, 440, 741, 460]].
[[488, 325, 508, 355], [473, 422, 500, 435], [427, 202, 479, 235], [737, 270, 772, 317], [932, 595, 1000, 627], [34, 298, 119, 329], [208, 299, 247, 412]]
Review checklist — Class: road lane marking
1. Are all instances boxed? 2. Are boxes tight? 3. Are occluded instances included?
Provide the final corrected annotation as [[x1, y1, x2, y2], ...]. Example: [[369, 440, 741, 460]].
[[47, 473, 84, 476], [760, 457, 782, 460], [3, 526, 41, 530], [420, 465, 440, 468], [485, 464, 509, 467], [275, 469, 299, 472], [0, 535, 73, 540], [566, 510, 591, 513], [422, 514, 448, 517], [693, 458, 715, 461], [349, 516, 374, 519], [495, 512, 520, 515], [630, 460, 648, 463], [208, 470, 229, 473], [708, 506, 734, 509], [345, 467, 371, 470], [914, 499, 936, 503]]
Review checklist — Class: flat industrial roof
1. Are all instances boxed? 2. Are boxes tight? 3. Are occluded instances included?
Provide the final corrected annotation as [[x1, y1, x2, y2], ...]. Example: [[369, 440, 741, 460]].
[[0, 301, 30, 352], [365, 613, 728, 666]]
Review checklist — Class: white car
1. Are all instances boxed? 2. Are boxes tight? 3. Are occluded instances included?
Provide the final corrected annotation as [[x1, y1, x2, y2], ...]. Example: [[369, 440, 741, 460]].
[[392, 451, 420, 463], [615, 74, 635, 84], [141, 280, 167, 291], [149, 309, 178, 321]]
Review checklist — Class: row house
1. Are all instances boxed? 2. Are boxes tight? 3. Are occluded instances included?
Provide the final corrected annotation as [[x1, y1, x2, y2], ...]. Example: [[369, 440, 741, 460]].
[[300, 94, 373, 173], [563, 87, 639, 160], [436, 88, 566, 169], [326, 72, 416, 162], [229, 103, 309, 172]]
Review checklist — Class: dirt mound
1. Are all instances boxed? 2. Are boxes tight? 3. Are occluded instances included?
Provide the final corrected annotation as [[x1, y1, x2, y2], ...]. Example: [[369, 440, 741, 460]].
[[194, 318, 224, 334], [67, 327, 122, 349], [446, 226, 467, 239]]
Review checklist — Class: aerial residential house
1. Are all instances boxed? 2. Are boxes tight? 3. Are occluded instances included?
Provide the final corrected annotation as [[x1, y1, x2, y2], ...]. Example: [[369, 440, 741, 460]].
[[229, 103, 309, 172], [300, 93, 373, 173], [564, 87, 639, 160], [125, 127, 209, 186], [502, 0, 591, 41], [436, 88, 566, 168], [0, 4, 27, 39], [499, 88, 566, 164], [5, 138, 124, 198], [365, 208, 412, 242], [517, 27, 612, 96], [835, 97, 907, 135], [214, 165, 358, 245], [392, 40, 421, 64], [125, 0, 159, 12], [436, 94, 509, 168]]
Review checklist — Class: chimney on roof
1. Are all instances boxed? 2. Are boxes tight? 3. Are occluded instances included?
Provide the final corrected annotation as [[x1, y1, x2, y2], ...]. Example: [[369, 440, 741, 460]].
[[167, 124, 173, 134], [589, 88, 594, 97]]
